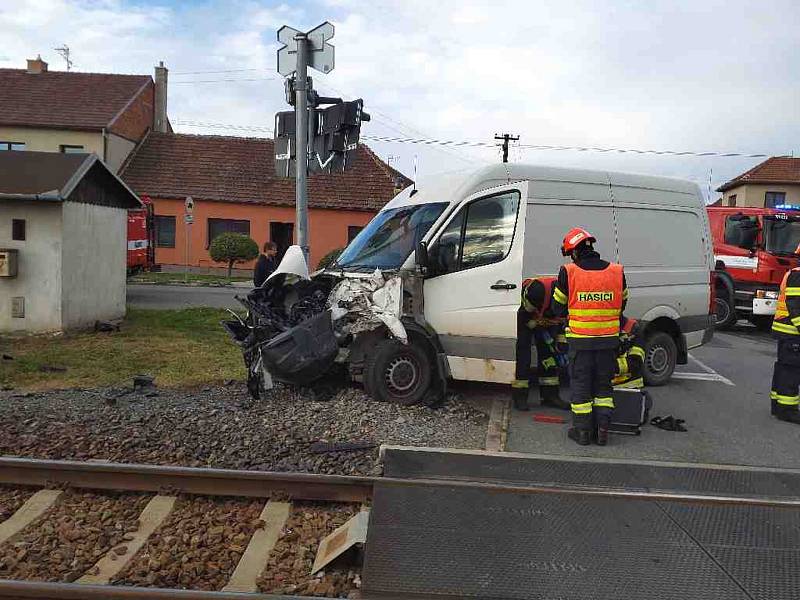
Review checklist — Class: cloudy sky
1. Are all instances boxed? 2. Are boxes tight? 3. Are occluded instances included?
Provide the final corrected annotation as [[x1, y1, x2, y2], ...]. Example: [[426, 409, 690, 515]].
[[2, 0, 798, 201]]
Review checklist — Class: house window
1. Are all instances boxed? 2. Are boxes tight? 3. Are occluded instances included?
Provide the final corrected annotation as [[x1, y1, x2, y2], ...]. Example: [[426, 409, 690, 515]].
[[59, 145, 84, 154], [347, 225, 363, 244], [12, 219, 26, 241], [208, 218, 250, 246], [154, 215, 176, 248], [0, 142, 25, 151], [765, 191, 787, 208], [727, 194, 737, 207]]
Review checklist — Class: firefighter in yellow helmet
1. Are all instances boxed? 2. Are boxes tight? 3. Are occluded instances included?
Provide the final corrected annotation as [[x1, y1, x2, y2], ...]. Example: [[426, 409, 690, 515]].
[[769, 266, 800, 424]]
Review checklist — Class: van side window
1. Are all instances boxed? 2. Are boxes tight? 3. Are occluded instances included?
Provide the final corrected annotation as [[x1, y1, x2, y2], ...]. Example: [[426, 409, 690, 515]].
[[429, 191, 520, 275], [724, 215, 759, 249]]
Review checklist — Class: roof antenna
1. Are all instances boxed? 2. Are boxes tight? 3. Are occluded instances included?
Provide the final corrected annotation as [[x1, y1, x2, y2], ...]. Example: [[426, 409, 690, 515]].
[[54, 44, 73, 71], [410, 154, 418, 196]]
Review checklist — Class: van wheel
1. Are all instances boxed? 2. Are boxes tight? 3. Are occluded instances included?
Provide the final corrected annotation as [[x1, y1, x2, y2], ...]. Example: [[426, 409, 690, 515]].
[[364, 338, 432, 405], [643, 331, 677, 386], [714, 289, 737, 329]]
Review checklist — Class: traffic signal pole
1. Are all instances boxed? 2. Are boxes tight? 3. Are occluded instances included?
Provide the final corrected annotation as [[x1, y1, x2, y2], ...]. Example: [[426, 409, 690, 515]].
[[294, 33, 310, 263]]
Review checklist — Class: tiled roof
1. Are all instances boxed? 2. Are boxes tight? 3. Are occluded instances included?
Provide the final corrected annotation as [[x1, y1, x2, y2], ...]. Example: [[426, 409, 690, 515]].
[[0, 151, 140, 208], [120, 132, 411, 212], [0, 68, 151, 131], [717, 157, 800, 192]]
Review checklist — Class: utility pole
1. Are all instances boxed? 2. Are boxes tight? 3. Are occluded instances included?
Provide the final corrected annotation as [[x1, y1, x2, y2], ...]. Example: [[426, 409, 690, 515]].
[[294, 33, 310, 262], [494, 133, 520, 163]]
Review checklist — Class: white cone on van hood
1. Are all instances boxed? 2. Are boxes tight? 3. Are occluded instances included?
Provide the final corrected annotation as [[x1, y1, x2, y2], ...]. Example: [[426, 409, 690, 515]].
[[266, 244, 309, 283], [329, 269, 407, 343]]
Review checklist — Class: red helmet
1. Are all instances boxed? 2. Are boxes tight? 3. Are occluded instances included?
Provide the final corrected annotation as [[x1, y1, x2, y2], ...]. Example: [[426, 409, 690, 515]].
[[561, 227, 596, 256]]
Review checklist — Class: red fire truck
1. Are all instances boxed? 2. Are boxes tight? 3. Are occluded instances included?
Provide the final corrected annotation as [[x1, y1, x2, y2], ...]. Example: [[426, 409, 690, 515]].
[[709, 206, 800, 329], [127, 195, 155, 274]]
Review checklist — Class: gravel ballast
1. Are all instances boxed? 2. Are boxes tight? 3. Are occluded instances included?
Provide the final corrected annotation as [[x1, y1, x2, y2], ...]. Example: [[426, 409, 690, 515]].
[[0, 490, 149, 582], [113, 495, 263, 591], [0, 383, 488, 475], [258, 502, 360, 597], [0, 486, 36, 523]]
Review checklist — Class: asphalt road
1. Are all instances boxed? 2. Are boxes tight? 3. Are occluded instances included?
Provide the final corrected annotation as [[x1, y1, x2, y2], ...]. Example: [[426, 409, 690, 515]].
[[506, 322, 800, 469], [127, 284, 246, 309]]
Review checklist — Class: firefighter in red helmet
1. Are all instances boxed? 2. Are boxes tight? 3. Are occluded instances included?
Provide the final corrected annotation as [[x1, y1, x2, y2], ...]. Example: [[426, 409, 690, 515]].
[[512, 276, 570, 411], [552, 227, 629, 446]]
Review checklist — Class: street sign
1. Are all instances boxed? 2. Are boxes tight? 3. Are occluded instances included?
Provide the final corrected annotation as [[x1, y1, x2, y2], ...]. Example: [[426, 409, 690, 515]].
[[277, 21, 335, 76], [185, 196, 194, 214]]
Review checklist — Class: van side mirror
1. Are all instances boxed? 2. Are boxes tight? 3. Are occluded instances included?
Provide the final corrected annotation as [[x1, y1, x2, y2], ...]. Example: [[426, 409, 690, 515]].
[[416, 240, 430, 274]]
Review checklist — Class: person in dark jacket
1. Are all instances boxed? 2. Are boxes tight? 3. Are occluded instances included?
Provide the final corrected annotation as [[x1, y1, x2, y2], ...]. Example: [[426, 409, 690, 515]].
[[253, 242, 278, 287]]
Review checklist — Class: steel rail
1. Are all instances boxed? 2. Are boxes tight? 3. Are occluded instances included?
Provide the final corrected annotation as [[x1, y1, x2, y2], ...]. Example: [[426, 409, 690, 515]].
[[1, 457, 799, 508], [0, 457, 373, 502], [0, 580, 319, 599]]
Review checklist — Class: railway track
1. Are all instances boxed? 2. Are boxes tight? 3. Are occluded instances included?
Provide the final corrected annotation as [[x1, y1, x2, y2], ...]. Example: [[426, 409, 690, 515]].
[[0, 458, 374, 599], [1, 455, 798, 599]]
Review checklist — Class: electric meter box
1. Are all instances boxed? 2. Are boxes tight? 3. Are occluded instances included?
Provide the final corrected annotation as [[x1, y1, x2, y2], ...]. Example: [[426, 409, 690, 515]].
[[0, 249, 18, 277]]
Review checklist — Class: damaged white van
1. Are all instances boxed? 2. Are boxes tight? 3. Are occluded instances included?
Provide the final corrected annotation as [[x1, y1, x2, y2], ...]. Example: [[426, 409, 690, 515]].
[[227, 164, 715, 405]]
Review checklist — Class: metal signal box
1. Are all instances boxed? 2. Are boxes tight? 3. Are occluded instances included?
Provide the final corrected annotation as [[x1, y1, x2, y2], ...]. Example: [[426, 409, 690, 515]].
[[0, 249, 18, 277]]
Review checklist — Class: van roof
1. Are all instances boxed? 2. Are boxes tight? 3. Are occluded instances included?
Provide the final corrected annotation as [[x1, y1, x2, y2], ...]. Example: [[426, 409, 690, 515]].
[[386, 163, 702, 211]]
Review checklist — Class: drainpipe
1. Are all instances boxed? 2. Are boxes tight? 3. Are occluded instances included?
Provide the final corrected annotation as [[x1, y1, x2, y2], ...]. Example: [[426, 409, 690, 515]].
[[101, 127, 108, 164]]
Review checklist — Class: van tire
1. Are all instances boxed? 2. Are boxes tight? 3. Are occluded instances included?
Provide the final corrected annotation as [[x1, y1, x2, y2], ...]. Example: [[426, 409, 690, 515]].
[[643, 331, 677, 387], [364, 338, 432, 405]]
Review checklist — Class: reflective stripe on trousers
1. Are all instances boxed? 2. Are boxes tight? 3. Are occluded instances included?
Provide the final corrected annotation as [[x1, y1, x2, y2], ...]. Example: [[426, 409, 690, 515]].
[[771, 391, 800, 406]]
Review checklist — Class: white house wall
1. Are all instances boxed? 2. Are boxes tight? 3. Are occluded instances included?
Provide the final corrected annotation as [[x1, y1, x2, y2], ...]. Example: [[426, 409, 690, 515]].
[[61, 202, 127, 329], [0, 201, 63, 332]]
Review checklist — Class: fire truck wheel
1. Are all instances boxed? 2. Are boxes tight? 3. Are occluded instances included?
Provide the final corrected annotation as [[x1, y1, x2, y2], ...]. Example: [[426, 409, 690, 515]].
[[365, 338, 432, 405], [714, 289, 737, 330], [643, 331, 677, 387]]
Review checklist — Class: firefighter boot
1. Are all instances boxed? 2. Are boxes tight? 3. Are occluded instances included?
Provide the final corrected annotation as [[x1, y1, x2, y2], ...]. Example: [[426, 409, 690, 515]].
[[772, 399, 800, 424], [512, 387, 530, 411], [595, 410, 611, 446], [567, 414, 592, 445], [567, 427, 591, 445], [540, 386, 570, 410]]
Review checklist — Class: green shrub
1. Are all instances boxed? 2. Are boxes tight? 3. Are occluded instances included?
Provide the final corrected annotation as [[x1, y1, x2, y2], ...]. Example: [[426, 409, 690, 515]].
[[318, 247, 344, 270], [209, 233, 259, 277]]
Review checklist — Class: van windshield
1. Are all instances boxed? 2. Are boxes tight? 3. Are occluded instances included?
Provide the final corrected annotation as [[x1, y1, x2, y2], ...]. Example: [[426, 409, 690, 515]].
[[764, 215, 800, 256], [335, 202, 449, 271]]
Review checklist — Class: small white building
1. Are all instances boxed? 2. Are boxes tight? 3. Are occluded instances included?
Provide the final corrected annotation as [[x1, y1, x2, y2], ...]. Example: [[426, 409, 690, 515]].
[[0, 151, 141, 333]]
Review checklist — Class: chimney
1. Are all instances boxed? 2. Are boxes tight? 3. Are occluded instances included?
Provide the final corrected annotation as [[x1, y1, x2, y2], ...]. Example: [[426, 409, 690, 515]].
[[26, 55, 48, 74], [154, 61, 169, 133]]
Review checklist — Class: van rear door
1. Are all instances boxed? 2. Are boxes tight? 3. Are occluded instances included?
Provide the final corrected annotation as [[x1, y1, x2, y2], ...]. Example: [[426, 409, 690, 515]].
[[422, 181, 528, 381]]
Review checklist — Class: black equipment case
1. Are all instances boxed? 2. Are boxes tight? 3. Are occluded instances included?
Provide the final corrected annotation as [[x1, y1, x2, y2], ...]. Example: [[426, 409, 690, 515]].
[[610, 388, 653, 435]]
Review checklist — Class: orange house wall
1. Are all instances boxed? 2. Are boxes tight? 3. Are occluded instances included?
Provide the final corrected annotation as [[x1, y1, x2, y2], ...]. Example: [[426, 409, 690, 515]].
[[150, 198, 376, 270]]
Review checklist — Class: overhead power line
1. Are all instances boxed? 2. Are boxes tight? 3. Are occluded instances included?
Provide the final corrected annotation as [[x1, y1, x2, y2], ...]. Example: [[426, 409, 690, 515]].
[[171, 77, 279, 85], [171, 67, 277, 75], [172, 119, 774, 159]]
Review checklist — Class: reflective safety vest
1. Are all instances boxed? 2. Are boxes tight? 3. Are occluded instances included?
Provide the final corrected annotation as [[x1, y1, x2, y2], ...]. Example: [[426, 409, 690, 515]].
[[772, 268, 800, 336], [521, 276, 556, 319], [565, 262, 624, 338]]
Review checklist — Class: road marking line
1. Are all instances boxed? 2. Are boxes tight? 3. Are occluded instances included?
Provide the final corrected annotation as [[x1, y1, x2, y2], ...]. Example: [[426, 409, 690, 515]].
[[0, 489, 62, 546], [77, 494, 177, 585], [223, 500, 291, 593], [672, 372, 735, 386], [688, 353, 716, 374]]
